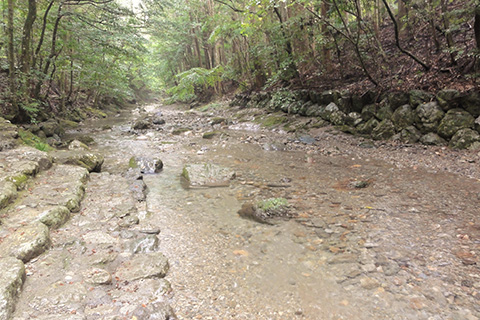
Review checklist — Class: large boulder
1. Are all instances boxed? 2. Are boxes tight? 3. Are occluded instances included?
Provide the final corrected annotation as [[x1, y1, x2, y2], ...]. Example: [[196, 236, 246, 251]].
[[449, 128, 480, 149], [39, 119, 63, 137], [415, 102, 445, 133], [371, 120, 395, 140], [345, 112, 363, 127], [361, 104, 378, 121], [0, 222, 50, 262], [375, 101, 393, 121], [319, 102, 340, 121], [329, 110, 347, 125], [437, 109, 475, 139], [436, 89, 460, 111], [387, 91, 410, 110], [391, 104, 415, 130]]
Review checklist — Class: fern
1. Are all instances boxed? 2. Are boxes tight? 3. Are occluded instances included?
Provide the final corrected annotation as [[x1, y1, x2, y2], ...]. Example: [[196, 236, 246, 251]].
[[167, 66, 224, 103]]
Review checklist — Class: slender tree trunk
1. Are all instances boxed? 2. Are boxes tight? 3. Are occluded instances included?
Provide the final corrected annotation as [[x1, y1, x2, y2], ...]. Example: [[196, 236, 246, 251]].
[[33, 0, 55, 69], [20, 0, 37, 74], [7, 0, 19, 118], [320, 1, 332, 73], [397, 0, 406, 38]]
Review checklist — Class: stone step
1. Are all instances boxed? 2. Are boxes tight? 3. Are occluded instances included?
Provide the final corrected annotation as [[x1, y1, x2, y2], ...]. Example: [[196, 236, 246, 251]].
[[11, 172, 175, 319], [0, 146, 53, 210], [0, 161, 89, 320]]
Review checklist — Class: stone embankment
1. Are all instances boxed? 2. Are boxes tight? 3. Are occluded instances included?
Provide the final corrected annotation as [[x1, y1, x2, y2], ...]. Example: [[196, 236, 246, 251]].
[[0, 126, 175, 319], [232, 89, 480, 149]]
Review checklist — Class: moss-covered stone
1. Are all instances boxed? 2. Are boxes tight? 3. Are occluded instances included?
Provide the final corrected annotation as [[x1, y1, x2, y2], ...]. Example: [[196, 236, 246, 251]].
[[437, 109, 475, 138], [391, 105, 415, 130], [409, 90, 433, 107], [6, 174, 29, 189], [436, 89, 460, 111], [449, 128, 480, 149], [371, 120, 395, 140], [172, 127, 191, 135], [391, 126, 422, 143], [420, 133, 447, 146], [357, 118, 379, 135], [415, 101, 445, 133]]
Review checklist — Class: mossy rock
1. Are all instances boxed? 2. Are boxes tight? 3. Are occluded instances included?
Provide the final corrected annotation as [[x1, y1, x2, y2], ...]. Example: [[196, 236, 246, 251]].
[[415, 102, 445, 133], [202, 131, 222, 139], [371, 120, 395, 140], [85, 107, 108, 118], [391, 126, 422, 144], [58, 119, 80, 130], [391, 105, 415, 130], [437, 109, 475, 139], [449, 128, 480, 149], [409, 90, 433, 107], [357, 118, 379, 135], [259, 114, 288, 127], [172, 127, 191, 135], [17, 129, 53, 152], [436, 89, 460, 111], [419, 133, 447, 146], [6, 174, 29, 189]]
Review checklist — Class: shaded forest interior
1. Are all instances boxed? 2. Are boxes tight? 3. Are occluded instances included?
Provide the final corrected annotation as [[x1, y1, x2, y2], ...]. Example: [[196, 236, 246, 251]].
[[1, 0, 479, 123]]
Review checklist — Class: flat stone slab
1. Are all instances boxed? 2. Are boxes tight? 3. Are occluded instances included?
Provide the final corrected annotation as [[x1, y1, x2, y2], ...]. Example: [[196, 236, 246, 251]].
[[0, 222, 50, 262], [0, 257, 25, 320], [50, 150, 104, 172], [181, 163, 235, 188], [115, 252, 169, 281], [0, 146, 52, 175], [0, 181, 17, 210]]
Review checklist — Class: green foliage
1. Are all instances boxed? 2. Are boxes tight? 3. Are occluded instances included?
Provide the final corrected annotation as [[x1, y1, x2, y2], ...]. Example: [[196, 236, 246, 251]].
[[257, 197, 289, 212], [17, 129, 53, 151], [166, 66, 224, 103]]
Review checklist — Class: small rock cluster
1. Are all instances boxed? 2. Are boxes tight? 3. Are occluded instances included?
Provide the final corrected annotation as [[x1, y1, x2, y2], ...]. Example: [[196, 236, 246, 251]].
[[231, 89, 480, 149]]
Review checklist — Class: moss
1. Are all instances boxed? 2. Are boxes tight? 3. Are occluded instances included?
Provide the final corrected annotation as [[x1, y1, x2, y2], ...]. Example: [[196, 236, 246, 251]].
[[181, 166, 190, 181], [58, 119, 80, 130], [6, 174, 29, 189], [85, 107, 108, 118], [256, 114, 288, 127], [17, 129, 53, 151], [202, 131, 221, 139], [129, 157, 138, 168], [257, 197, 289, 212], [172, 127, 191, 135]]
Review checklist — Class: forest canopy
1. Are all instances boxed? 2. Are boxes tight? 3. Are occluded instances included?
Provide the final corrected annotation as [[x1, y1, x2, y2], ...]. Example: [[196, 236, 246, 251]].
[[1, 0, 479, 122]]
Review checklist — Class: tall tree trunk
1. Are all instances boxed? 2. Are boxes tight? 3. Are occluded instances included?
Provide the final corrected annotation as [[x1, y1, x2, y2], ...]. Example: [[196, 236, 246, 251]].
[[441, 0, 456, 65], [397, 0, 406, 38], [7, 0, 19, 118], [320, 1, 332, 73], [20, 0, 37, 74]]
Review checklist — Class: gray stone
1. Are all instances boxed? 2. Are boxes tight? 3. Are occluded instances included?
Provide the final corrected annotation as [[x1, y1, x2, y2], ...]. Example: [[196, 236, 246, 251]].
[[305, 104, 322, 117], [51, 150, 104, 172], [131, 235, 159, 254], [181, 163, 235, 188], [0, 257, 25, 320], [437, 109, 475, 138], [68, 140, 89, 151], [83, 268, 112, 285], [391, 104, 415, 130], [345, 112, 362, 127], [357, 118, 379, 134], [133, 119, 152, 130], [361, 104, 378, 121], [319, 102, 340, 121], [130, 157, 163, 174], [115, 252, 169, 281], [449, 128, 480, 149], [392, 126, 422, 144], [0, 222, 50, 262], [372, 120, 395, 140], [415, 102, 445, 133], [0, 118, 18, 151], [0, 181, 17, 210], [40, 119, 61, 137], [328, 253, 358, 264], [360, 276, 380, 290], [419, 133, 447, 146], [409, 90, 433, 107], [329, 110, 347, 125], [118, 215, 140, 228], [37, 206, 70, 228], [436, 89, 460, 111]]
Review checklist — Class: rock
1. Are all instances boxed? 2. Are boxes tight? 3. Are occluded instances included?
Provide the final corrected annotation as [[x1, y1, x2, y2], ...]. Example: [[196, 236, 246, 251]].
[[415, 101, 445, 133], [202, 131, 222, 139], [392, 126, 422, 143], [129, 179, 147, 201], [436, 89, 460, 111], [130, 157, 163, 174], [361, 104, 378, 121], [345, 112, 362, 126], [409, 90, 433, 107], [357, 118, 379, 135], [82, 231, 118, 245], [329, 110, 347, 125], [131, 302, 177, 320], [0, 222, 50, 262], [0, 257, 25, 320], [152, 113, 166, 125], [371, 119, 395, 140], [68, 139, 89, 151], [437, 109, 475, 138], [181, 163, 235, 188], [387, 91, 410, 110], [37, 206, 71, 228], [131, 235, 159, 253], [133, 119, 152, 130], [83, 268, 112, 285], [0, 117, 18, 151], [419, 132, 447, 146], [262, 142, 286, 151], [449, 128, 480, 149], [319, 102, 340, 121], [39, 119, 62, 137], [305, 104, 322, 117], [119, 215, 140, 228], [0, 181, 17, 210], [476, 116, 480, 133], [238, 198, 291, 224], [360, 276, 380, 290], [51, 150, 104, 172], [460, 91, 480, 117], [115, 252, 169, 281], [375, 101, 393, 121], [328, 253, 358, 264], [297, 135, 316, 145], [391, 104, 415, 130]]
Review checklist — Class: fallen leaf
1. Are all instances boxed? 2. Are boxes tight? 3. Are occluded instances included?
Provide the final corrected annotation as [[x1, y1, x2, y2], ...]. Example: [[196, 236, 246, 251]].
[[233, 250, 249, 257]]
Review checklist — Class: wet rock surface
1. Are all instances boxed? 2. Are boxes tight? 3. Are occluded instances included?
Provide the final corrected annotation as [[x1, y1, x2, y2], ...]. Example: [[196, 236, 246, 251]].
[[2, 101, 480, 319]]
